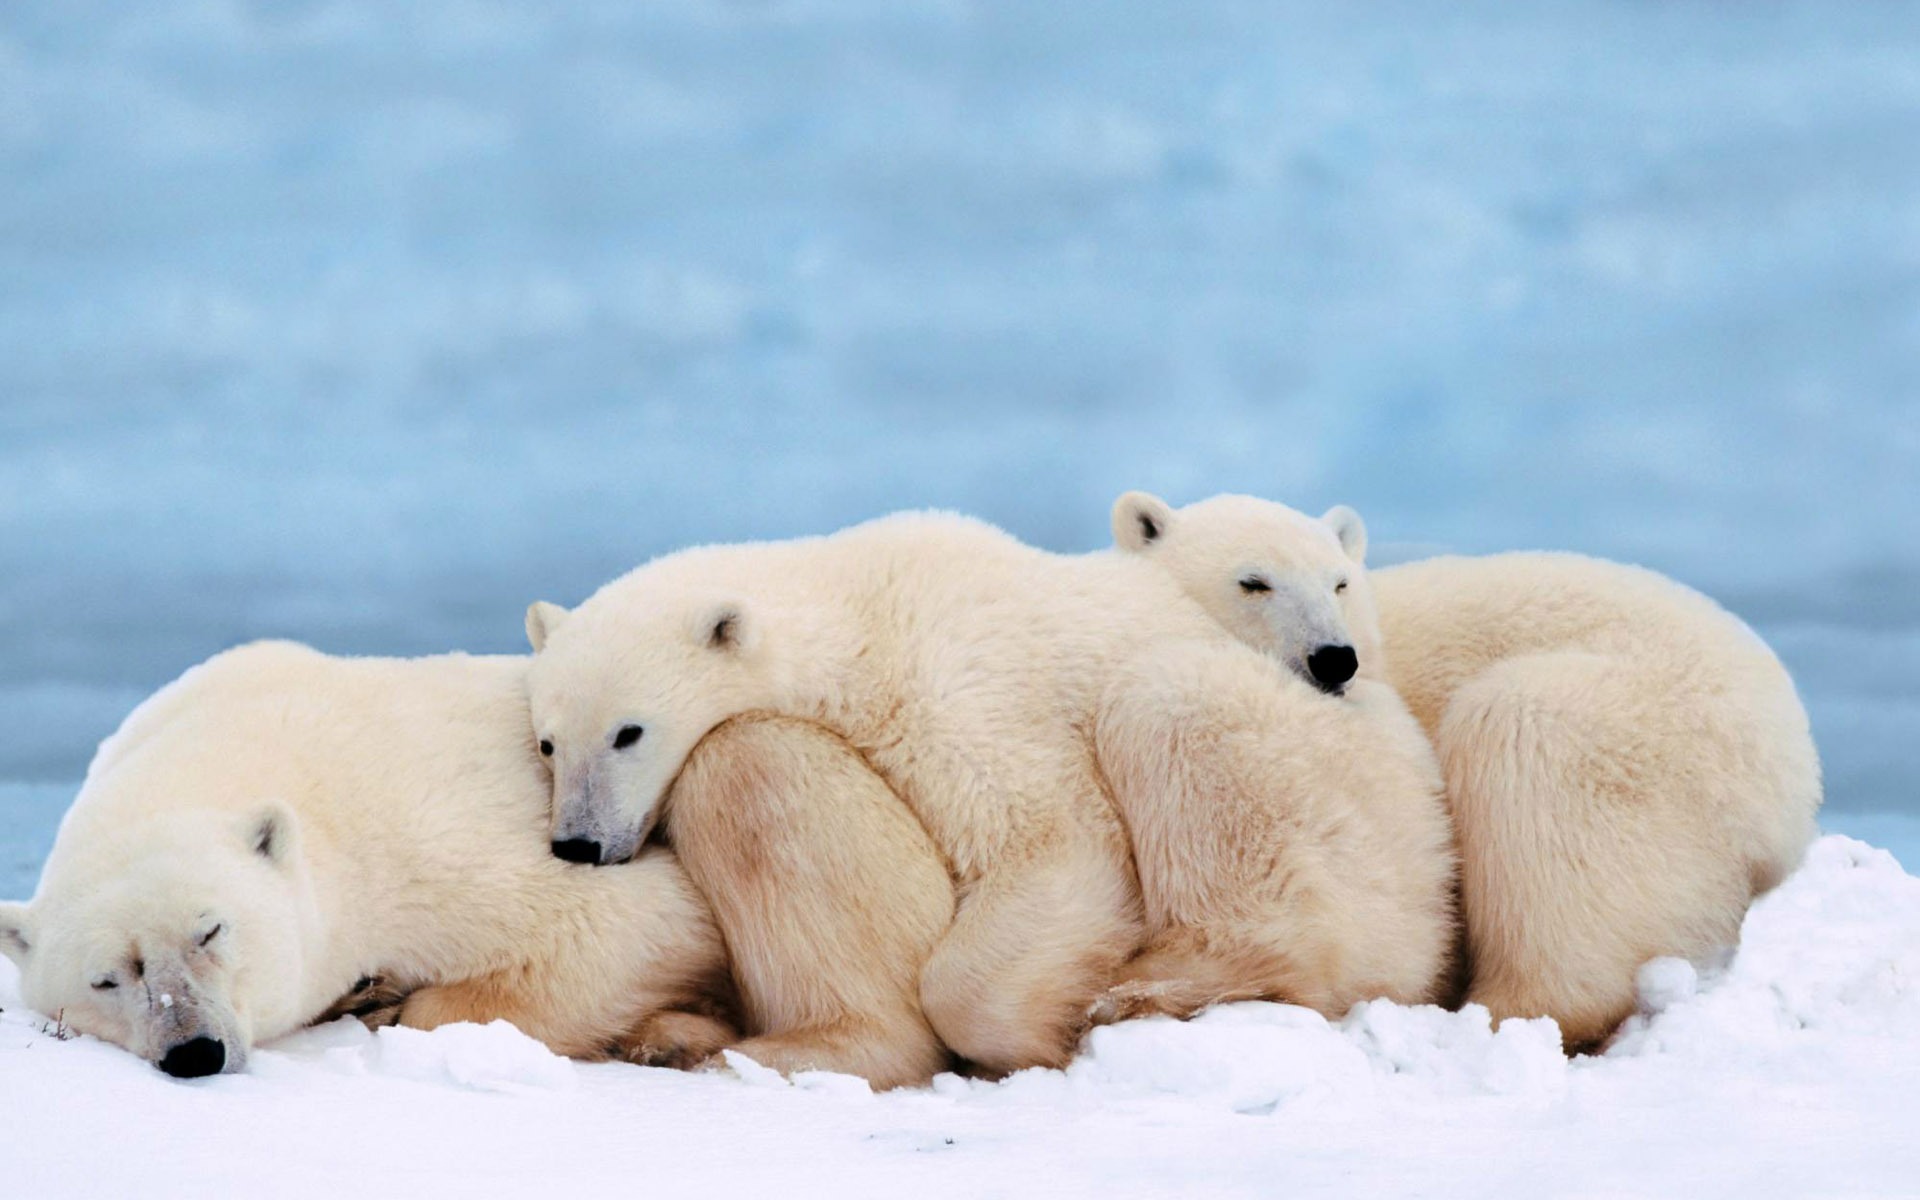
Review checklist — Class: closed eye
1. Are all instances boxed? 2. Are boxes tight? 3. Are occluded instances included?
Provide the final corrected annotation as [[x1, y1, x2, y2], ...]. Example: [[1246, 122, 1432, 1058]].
[[199, 923, 224, 948], [91, 976, 118, 991], [1335, 579, 1349, 594], [1239, 576, 1272, 594]]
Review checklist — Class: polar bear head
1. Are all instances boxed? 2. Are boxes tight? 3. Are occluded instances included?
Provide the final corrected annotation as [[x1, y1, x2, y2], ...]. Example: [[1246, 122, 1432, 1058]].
[[0, 802, 311, 1078], [0, 643, 335, 1077], [526, 576, 774, 867], [1113, 490, 1381, 693]]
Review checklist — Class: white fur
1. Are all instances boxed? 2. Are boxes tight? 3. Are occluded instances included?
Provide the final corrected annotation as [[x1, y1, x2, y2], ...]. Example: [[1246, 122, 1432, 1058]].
[[665, 714, 956, 1088], [1374, 551, 1821, 1045], [527, 510, 1457, 1070], [1091, 637, 1459, 1024], [1119, 492, 1823, 1047], [0, 643, 730, 1074], [1112, 490, 1382, 688], [1096, 492, 1456, 1022]]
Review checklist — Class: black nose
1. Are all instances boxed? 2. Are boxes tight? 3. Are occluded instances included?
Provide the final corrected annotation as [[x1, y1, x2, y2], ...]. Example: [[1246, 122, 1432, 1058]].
[[1307, 644, 1358, 693], [551, 838, 603, 865], [158, 1036, 226, 1079]]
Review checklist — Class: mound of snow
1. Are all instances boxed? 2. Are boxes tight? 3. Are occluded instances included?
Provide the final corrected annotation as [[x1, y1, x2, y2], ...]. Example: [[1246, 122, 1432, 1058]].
[[1611, 836, 1920, 1057], [2, 835, 1917, 1198], [946, 999, 1567, 1118], [366, 1021, 577, 1093], [248, 1015, 575, 1092], [938, 834, 1920, 1122]]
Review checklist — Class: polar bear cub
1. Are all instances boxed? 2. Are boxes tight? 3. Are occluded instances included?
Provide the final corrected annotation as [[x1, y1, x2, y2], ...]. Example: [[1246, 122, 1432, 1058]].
[[525, 511, 1459, 1070], [1110, 490, 1384, 693], [1114, 490, 1822, 1048], [525, 514, 1157, 1072], [1094, 494, 1458, 1021]]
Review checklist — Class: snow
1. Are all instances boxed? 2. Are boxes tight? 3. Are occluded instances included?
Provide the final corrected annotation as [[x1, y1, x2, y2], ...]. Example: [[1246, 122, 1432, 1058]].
[[6, 835, 1918, 1198]]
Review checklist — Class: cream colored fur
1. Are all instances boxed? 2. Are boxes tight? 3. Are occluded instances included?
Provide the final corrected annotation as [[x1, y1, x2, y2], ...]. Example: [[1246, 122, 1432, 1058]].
[[0, 642, 735, 1073], [1375, 552, 1820, 1046], [667, 714, 956, 1089], [526, 511, 1457, 1070], [1091, 638, 1459, 1022], [1119, 491, 1822, 1048], [1097, 492, 1456, 1021]]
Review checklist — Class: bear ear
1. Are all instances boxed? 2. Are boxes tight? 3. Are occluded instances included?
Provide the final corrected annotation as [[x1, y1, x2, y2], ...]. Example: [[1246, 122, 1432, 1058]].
[[0, 902, 29, 965], [693, 600, 757, 654], [246, 803, 299, 868], [1112, 491, 1175, 553], [1322, 505, 1367, 564], [525, 601, 570, 653]]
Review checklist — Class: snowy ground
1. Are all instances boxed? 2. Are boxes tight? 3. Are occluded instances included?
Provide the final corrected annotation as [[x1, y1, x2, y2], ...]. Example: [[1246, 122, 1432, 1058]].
[[5, 835, 1917, 1198]]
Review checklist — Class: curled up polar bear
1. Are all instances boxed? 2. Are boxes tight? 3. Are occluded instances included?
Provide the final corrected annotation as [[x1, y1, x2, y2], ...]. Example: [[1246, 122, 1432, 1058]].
[[0, 642, 951, 1086], [1113, 490, 1822, 1048], [524, 511, 1458, 1072]]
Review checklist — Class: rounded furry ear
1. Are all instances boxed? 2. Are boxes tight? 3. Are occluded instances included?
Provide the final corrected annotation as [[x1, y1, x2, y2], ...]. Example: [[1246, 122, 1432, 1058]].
[[1322, 505, 1367, 563], [246, 803, 298, 867], [0, 901, 30, 965], [525, 601, 570, 653], [1112, 491, 1175, 552], [694, 601, 756, 653]]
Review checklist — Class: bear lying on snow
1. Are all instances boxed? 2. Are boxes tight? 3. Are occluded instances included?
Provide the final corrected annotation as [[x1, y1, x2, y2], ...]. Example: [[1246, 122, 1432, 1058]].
[[0, 493, 1822, 1081], [0, 642, 954, 1086], [525, 510, 1460, 1073], [1112, 490, 1822, 1047]]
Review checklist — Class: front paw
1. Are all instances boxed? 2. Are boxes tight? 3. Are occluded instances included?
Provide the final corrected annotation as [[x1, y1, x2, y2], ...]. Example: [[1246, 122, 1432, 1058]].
[[313, 974, 410, 1029], [1087, 979, 1180, 1026], [619, 1010, 739, 1071]]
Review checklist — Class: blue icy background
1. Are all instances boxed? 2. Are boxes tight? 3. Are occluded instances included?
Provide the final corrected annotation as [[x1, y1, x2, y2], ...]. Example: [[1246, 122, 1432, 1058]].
[[3, 2, 1917, 893]]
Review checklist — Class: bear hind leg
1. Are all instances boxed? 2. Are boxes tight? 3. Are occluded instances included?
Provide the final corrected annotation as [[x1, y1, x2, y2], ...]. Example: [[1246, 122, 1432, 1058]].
[[1444, 650, 1752, 1049], [668, 714, 957, 1089], [919, 827, 1144, 1073]]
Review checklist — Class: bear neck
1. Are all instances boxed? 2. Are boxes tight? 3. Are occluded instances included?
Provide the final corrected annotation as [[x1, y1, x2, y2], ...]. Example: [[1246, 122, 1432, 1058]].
[[283, 673, 556, 1023], [761, 599, 874, 728], [762, 581, 927, 740]]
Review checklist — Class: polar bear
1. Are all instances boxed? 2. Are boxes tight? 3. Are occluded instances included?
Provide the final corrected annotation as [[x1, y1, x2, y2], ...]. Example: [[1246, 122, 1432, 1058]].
[[524, 511, 1458, 1071], [662, 713, 956, 1087], [0, 642, 951, 1086], [1090, 636, 1459, 1025], [1113, 490, 1823, 1048]]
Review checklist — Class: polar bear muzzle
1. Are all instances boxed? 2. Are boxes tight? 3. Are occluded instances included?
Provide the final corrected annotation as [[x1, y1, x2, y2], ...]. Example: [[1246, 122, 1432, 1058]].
[[1306, 643, 1359, 694], [550, 838, 602, 865], [158, 1035, 227, 1079]]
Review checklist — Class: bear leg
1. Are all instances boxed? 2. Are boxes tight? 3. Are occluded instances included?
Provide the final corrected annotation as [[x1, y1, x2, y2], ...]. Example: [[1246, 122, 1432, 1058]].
[[1443, 650, 1761, 1050], [918, 828, 1144, 1073], [668, 713, 957, 1090]]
